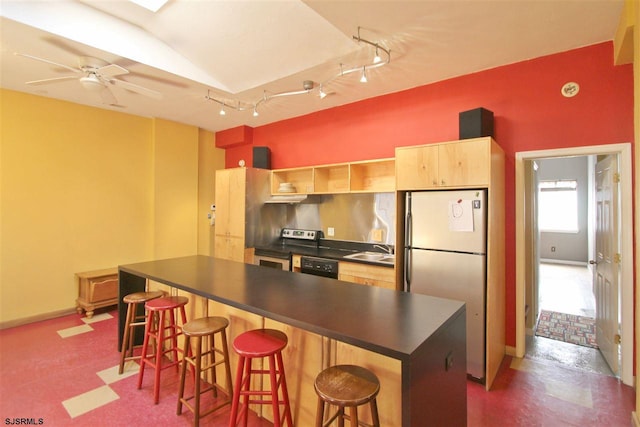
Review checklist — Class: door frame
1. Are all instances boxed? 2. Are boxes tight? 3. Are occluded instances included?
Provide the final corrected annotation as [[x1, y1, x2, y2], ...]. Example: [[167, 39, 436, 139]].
[[515, 143, 633, 386]]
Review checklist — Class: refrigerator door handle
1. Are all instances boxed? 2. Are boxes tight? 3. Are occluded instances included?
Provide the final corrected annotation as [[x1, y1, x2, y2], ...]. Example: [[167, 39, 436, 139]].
[[404, 247, 411, 292]]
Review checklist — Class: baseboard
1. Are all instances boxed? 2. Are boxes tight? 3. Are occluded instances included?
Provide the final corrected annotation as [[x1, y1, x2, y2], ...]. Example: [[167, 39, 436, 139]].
[[0, 307, 78, 330], [539, 259, 588, 266]]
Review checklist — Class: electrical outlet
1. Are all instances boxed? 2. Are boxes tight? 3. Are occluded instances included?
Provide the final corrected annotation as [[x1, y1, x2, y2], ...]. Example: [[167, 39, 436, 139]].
[[551, 246, 556, 252], [445, 351, 454, 371], [327, 227, 335, 237]]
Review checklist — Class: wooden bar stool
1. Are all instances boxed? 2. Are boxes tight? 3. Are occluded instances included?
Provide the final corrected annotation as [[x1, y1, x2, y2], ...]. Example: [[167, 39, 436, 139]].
[[177, 316, 233, 427], [137, 295, 189, 404], [228, 329, 293, 427], [119, 290, 164, 374], [314, 365, 380, 427]]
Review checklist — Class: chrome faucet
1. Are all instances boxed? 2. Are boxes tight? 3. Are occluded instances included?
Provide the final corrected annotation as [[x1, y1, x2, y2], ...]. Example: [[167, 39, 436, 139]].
[[373, 244, 394, 255]]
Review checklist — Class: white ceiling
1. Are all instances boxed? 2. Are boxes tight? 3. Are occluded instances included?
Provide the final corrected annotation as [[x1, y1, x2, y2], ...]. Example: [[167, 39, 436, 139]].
[[0, 0, 624, 133]]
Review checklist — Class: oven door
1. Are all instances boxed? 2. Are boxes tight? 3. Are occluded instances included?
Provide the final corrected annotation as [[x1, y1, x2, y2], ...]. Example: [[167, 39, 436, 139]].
[[254, 251, 291, 271]]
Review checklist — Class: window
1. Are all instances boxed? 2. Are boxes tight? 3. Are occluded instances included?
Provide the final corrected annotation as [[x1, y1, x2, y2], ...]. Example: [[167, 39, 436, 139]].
[[538, 179, 579, 232]]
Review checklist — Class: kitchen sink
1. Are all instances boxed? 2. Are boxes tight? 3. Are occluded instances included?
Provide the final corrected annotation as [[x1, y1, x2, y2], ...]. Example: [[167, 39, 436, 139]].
[[343, 252, 395, 264]]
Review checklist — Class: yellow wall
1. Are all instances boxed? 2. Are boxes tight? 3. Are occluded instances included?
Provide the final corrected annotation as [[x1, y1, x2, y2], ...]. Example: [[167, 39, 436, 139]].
[[0, 89, 224, 325], [198, 129, 226, 256]]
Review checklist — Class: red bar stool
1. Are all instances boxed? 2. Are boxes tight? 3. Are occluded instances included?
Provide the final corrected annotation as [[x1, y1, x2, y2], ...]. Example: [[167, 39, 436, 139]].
[[119, 290, 164, 374], [228, 329, 293, 427], [314, 365, 380, 427], [137, 295, 189, 404], [177, 316, 233, 427]]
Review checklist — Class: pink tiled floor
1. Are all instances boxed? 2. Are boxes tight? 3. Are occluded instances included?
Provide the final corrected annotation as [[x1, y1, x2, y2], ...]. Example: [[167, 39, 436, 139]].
[[0, 309, 635, 426]]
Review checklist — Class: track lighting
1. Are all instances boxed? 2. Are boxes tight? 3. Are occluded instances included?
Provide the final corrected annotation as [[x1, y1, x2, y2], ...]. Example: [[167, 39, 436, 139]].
[[373, 46, 382, 64], [206, 27, 390, 117], [360, 66, 368, 83], [319, 85, 327, 99]]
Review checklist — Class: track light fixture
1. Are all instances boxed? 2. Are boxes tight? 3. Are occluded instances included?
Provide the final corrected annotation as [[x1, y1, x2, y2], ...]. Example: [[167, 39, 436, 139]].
[[205, 26, 390, 118], [360, 66, 368, 83]]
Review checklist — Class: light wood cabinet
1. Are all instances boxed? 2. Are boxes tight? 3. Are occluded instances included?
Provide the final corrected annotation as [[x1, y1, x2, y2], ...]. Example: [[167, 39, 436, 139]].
[[396, 137, 491, 189], [271, 158, 395, 195], [394, 136, 505, 391], [214, 167, 270, 263], [75, 267, 118, 318], [338, 261, 396, 290]]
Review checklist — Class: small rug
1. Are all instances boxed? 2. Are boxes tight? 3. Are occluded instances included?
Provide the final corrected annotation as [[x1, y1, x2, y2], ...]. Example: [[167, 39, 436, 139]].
[[535, 310, 598, 349]]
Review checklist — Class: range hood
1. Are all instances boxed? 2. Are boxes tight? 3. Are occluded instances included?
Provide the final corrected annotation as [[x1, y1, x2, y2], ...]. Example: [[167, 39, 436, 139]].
[[264, 194, 310, 204]]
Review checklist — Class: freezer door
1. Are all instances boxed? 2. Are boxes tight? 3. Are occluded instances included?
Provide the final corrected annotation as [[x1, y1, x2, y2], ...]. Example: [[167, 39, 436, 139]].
[[408, 190, 486, 253], [408, 248, 486, 380]]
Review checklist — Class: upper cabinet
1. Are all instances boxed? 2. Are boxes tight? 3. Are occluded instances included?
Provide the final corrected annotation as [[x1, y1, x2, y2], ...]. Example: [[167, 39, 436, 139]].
[[271, 158, 395, 195], [215, 167, 270, 262], [396, 137, 494, 189]]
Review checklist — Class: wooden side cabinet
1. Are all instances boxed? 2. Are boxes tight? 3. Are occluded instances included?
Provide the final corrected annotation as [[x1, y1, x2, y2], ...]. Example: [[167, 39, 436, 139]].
[[76, 267, 118, 318]]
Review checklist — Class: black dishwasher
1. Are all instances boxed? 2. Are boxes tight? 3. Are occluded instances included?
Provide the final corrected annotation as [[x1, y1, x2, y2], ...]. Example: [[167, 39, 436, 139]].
[[300, 256, 339, 279]]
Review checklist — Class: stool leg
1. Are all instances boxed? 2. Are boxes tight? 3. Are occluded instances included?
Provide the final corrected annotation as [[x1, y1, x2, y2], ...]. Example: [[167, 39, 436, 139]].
[[228, 355, 246, 427], [177, 334, 190, 416], [315, 397, 325, 427], [275, 351, 293, 426], [370, 398, 380, 427], [153, 309, 166, 404], [137, 310, 154, 389], [209, 333, 218, 398], [193, 335, 203, 427], [241, 359, 252, 427], [221, 329, 233, 399], [349, 406, 358, 427], [119, 302, 135, 374], [337, 408, 345, 427], [268, 354, 281, 427]]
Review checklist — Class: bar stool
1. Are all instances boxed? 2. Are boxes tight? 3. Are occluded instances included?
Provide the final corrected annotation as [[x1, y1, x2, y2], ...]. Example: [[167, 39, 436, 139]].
[[314, 365, 380, 427], [177, 316, 233, 427], [119, 291, 164, 374], [137, 295, 189, 404], [228, 329, 293, 427]]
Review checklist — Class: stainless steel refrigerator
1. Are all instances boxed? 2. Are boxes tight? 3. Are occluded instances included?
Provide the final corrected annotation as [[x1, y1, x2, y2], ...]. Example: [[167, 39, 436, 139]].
[[404, 189, 487, 381]]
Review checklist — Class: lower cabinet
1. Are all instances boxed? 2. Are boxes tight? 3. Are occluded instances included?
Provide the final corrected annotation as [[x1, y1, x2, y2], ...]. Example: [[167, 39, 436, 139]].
[[338, 261, 396, 290]]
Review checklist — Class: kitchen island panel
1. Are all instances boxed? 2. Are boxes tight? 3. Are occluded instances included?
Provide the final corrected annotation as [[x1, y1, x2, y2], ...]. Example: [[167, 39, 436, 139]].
[[263, 318, 326, 426], [334, 340, 402, 426]]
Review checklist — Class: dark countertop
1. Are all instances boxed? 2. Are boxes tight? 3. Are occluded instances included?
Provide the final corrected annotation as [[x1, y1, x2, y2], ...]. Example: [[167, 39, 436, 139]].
[[255, 240, 395, 268], [119, 255, 464, 361]]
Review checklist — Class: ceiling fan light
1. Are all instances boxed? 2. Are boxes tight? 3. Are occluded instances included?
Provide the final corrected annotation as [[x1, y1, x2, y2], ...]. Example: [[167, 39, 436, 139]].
[[79, 74, 104, 91]]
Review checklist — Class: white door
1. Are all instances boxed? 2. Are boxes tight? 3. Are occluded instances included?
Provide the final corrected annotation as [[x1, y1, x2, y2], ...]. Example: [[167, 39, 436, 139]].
[[594, 155, 619, 374]]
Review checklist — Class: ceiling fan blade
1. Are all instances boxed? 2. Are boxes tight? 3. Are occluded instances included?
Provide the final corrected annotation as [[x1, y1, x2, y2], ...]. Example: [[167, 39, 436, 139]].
[[25, 76, 78, 85], [97, 64, 128, 78], [99, 86, 118, 105], [110, 78, 163, 100], [15, 53, 80, 74]]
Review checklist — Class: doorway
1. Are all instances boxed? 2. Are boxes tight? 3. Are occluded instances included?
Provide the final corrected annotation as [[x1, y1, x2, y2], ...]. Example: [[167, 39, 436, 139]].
[[514, 143, 633, 386]]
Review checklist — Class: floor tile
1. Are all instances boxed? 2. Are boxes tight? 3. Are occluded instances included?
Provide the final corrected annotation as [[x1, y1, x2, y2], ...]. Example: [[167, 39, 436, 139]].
[[97, 361, 139, 385], [81, 312, 113, 324], [61, 385, 119, 418], [544, 378, 593, 408], [57, 323, 93, 338]]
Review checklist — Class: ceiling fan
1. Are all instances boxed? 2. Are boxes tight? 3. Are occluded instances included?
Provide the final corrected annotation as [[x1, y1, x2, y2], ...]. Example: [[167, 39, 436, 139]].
[[15, 53, 163, 105]]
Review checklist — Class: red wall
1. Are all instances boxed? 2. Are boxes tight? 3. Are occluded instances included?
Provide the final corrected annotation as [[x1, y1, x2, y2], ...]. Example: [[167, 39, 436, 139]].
[[221, 42, 634, 347]]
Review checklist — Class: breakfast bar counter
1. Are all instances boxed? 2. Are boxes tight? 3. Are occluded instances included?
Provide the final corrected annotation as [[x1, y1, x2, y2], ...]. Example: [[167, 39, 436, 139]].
[[118, 255, 466, 426]]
